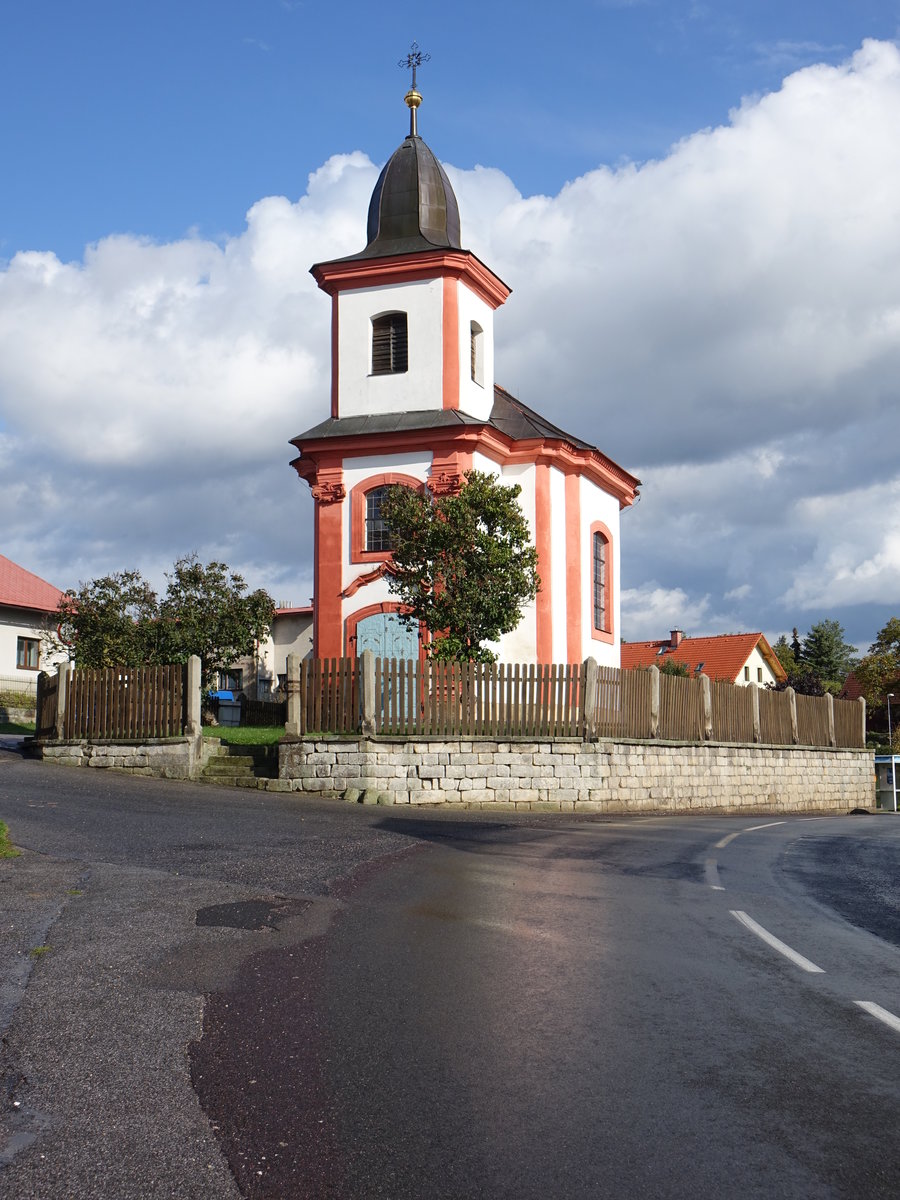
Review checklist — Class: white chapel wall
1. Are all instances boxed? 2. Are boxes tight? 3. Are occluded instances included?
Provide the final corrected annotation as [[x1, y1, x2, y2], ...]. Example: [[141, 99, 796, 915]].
[[338, 280, 444, 418], [455, 284, 495, 422], [579, 475, 621, 667]]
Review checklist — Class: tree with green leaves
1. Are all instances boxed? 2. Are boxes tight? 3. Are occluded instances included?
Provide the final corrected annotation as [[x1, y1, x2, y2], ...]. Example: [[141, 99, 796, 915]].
[[659, 658, 689, 677], [853, 617, 900, 709], [772, 634, 797, 675], [57, 570, 160, 667], [799, 619, 857, 690], [158, 554, 275, 689], [56, 555, 274, 689], [379, 470, 540, 662]]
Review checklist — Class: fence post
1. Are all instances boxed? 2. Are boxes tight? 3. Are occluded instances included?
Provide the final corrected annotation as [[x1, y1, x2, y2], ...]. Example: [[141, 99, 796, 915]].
[[858, 696, 866, 749], [699, 674, 712, 740], [582, 657, 599, 741], [360, 649, 376, 737], [786, 687, 799, 745], [825, 692, 836, 748], [35, 671, 46, 735], [284, 653, 301, 736], [55, 664, 71, 740], [649, 666, 660, 739], [749, 683, 760, 744], [185, 655, 202, 736]]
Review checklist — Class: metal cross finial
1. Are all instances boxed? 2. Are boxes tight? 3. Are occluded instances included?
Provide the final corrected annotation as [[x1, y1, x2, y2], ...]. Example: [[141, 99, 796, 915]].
[[399, 41, 430, 91]]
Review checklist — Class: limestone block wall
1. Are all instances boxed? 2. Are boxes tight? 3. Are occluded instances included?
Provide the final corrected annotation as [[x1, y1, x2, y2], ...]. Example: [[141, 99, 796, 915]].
[[279, 736, 875, 814], [34, 737, 200, 780]]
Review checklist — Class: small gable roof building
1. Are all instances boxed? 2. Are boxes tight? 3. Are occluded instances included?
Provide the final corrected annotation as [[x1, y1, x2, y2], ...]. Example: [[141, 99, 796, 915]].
[[290, 80, 640, 665], [0, 554, 66, 679], [621, 630, 787, 687]]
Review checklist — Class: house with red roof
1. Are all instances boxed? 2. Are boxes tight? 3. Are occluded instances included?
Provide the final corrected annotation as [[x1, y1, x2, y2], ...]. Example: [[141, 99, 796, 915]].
[[0, 554, 67, 683], [620, 629, 787, 687]]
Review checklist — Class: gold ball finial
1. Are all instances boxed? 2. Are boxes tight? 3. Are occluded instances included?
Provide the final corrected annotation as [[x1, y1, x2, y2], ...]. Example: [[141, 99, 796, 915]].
[[404, 88, 422, 110]]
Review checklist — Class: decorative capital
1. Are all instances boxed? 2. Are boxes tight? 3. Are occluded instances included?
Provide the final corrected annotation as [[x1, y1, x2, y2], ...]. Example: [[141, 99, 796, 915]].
[[427, 471, 463, 497], [311, 481, 346, 505]]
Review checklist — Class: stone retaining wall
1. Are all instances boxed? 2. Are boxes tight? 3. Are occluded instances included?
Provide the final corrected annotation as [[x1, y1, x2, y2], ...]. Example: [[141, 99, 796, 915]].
[[1, 705, 35, 724], [279, 736, 875, 813], [32, 736, 201, 780]]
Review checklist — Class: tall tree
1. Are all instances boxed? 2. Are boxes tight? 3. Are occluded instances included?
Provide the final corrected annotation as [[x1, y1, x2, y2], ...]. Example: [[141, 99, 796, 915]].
[[799, 619, 857, 690], [158, 554, 275, 689], [55, 556, 274, 689], [57, 571, 160, 667], [773, 634, 797, 674], [853, 617, 900, 708], [380, 470, 540, 662]]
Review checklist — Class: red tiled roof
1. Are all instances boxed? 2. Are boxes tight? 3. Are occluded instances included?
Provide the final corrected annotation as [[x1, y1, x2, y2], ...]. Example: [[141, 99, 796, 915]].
[[620, 633, 787, 684], [0, 554, 64, 614], [839, 672, 865, 701]]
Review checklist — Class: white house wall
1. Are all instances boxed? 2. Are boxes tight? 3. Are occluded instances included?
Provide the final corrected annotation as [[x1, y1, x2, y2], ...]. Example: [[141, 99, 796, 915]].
[[737, 643, 779, 687], [0, 606, 66, 679], [338, 281, 444, 417]]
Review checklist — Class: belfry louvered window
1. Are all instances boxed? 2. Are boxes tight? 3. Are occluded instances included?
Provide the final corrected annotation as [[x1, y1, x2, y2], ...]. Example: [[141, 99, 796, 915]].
[[371, 312, 408, 375]]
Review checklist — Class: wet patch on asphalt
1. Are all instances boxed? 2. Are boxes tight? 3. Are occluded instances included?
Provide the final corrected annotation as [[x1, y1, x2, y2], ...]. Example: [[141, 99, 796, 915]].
[[196, 898, 305, 932], [783, 834, 900, 947]]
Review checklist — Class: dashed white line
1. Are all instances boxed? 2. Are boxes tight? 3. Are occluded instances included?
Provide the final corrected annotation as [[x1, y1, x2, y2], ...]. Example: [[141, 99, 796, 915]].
[[730, 910, 825, 973], [705, 858, 724, 890], [855, 1001, 900, 1035], [714, 820, 786, 850]]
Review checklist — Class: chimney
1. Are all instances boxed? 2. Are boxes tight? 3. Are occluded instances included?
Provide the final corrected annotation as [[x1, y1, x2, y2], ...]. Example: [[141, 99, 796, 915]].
[[670, 629, 684, 649]]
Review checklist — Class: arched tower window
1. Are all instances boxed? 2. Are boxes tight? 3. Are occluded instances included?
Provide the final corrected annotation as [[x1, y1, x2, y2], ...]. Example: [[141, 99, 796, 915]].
[[470, 321, 484, 386], [371, 312, 408, 375]]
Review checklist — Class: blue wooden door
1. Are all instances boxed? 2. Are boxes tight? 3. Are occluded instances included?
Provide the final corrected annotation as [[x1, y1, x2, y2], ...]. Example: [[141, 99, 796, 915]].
[[355, 612, 418, 661]]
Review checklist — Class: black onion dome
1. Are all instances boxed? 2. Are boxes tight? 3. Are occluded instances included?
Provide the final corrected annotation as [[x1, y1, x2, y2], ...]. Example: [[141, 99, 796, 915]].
[[360, 135, 461, 258]]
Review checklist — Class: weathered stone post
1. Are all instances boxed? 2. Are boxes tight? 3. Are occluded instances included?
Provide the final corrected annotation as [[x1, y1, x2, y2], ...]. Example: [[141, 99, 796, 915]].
[[54, 663, 71, 740], [699, 673, 713, 740], [583, 657, 600, 741], [284, 653, 301, 737], [649, 665, 660, 739], [825, 691, 836, 748], [185, 655, 202, 737], [858, 696, 866, 748], [786, 686, 799, 745], [360, 649, 376, 737], [749, 683, 761, 743]]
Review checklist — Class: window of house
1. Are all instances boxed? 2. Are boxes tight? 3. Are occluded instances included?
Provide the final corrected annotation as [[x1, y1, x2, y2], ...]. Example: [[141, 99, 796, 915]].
[[757, 667, 763, 682], [16, 637, 39, 670], [470, 321, 484, 386], [365, 486, 393, 552], [218, 668, 243, 692], [371, 312, 408, 375], [744, 666, 750, 681], [592, 531, 608, 633]]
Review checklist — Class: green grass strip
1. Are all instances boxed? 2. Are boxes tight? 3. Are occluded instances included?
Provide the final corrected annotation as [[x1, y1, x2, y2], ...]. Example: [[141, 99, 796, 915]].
[[0, 820, 21, 859]]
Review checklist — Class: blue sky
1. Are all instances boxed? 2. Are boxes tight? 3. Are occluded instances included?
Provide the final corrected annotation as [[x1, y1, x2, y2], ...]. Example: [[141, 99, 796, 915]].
[[2, 1, 900, 657], [4, 1, 895, 261]]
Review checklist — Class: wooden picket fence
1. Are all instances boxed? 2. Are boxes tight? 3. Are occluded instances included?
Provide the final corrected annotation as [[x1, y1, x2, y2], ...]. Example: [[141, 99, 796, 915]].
[[63, 665, 185, 740], [374, 659, 584, 738], [295, 657, 863, 749]]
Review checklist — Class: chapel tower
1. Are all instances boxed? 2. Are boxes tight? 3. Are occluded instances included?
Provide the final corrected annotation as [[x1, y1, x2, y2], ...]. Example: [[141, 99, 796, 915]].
[[291, 56, 640, 663]]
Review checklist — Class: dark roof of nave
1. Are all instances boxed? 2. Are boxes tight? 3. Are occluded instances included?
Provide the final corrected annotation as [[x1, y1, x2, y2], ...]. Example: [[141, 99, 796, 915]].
[[292, 386, 593, 453]]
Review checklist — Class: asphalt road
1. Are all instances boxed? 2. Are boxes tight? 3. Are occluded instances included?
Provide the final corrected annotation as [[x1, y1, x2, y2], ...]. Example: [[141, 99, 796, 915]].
[[1, 747, 899, 1199]]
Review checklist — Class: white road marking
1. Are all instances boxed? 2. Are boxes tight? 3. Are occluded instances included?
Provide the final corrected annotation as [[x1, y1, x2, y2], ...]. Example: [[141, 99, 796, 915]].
[[855, 1001, 900, 1035], [715, 820, 785, 849], [704, 858, 724, 890], [730, 910, 825, 973]]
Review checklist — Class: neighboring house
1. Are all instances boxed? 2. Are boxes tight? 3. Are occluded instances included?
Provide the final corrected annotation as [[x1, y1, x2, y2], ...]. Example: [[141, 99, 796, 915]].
[[621, 629, 788, 687], [220, 605, 314, 698], [290, 85, 640, 666], [0, 554, 67, 684]]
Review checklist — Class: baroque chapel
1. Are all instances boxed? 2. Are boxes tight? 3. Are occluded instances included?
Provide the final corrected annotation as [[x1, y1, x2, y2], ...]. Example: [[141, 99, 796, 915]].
[[290, 74, 640, 665]]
